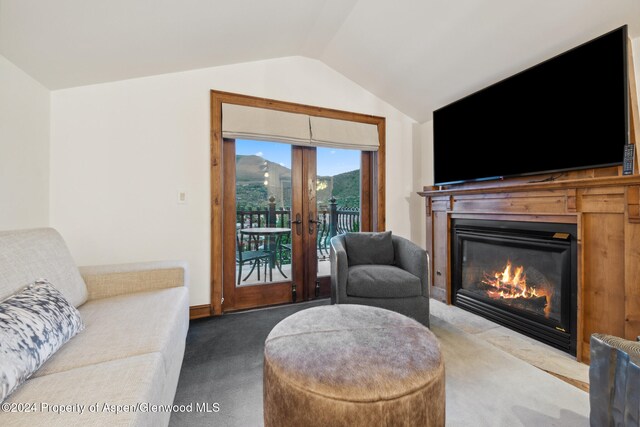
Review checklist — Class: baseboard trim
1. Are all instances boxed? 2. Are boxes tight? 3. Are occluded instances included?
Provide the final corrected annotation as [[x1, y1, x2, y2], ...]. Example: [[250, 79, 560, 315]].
[[190, 304, 212, 319]]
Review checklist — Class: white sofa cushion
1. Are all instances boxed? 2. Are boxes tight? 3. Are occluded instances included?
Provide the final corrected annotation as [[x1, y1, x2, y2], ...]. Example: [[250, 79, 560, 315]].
[[0, 280, 84, 402], [3, 353, 167, 427], [0, 229, 88, 307], [32, 286, 188, 378]]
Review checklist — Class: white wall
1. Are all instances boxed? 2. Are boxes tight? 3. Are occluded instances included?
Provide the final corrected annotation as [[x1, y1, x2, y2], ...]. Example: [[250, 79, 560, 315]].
[[410, 120, 434, 249], [405, 121, 432, 249], [0, 55, 50, 230], [418, 121, 434, 190], [50, 56, 419, 307]]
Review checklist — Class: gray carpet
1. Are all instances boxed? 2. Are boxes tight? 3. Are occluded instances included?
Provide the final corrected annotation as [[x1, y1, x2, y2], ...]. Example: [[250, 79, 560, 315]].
[[169, 300, 330, 427], [170, 300, 589, 426]]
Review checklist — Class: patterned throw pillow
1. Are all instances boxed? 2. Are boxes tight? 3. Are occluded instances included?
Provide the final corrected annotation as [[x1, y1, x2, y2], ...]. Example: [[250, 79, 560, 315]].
[[0, 279, 84, 402]]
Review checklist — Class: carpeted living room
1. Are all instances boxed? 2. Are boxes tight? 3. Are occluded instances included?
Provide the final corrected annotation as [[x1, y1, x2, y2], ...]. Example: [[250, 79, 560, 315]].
[[2, 1, 640, 426], [171, 298, 591, 426]]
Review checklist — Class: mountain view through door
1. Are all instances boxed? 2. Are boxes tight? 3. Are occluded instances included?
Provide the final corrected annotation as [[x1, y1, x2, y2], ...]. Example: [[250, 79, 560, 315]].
[[235, 140, 361, 286]]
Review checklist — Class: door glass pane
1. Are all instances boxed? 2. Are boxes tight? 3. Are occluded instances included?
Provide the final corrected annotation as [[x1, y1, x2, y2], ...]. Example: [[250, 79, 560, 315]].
[[235, 140, 292, 286], [316, 147, 361, 277]]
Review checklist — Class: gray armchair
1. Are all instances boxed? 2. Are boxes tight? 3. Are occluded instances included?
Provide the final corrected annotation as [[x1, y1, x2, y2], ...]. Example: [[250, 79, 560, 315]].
[[330, 231, 430, 326], [589, 333, 640, 426]]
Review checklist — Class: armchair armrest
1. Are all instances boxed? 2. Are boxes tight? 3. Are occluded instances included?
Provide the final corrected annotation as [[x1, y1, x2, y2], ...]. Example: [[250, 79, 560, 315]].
[[392, 235, 429, 297], [330, 235, 349, 304], [79, 260, 189, 301]]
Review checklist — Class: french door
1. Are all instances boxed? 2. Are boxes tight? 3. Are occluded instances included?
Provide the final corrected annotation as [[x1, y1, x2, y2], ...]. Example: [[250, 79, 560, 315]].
[[210, 90, 385, 315], [222, 139, 368, 311]]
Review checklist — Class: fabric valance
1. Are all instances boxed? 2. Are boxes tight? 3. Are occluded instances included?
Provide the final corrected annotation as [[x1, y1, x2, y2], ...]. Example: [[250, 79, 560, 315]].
[[221, 103, 379, 151]]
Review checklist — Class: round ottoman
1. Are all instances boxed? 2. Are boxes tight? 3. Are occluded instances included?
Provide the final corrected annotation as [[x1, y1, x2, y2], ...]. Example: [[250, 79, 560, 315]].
[[263, 304, 445, 427]]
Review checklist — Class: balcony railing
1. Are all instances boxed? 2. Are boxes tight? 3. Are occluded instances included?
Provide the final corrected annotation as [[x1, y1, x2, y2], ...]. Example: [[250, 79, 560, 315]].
[[236, 196, 359, 260]]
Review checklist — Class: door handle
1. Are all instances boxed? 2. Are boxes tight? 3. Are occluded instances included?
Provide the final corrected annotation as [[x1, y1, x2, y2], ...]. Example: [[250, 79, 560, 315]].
[[309, 214, 321, 235], [291, 214, 302, 236]]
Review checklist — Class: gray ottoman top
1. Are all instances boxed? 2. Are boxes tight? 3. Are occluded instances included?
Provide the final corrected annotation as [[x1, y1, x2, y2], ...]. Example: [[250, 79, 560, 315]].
[[264, 304, 443, 402]]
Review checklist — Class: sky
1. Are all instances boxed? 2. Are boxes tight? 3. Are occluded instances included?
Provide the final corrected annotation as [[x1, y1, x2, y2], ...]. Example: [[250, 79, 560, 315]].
[[236, 139, 360, 176]]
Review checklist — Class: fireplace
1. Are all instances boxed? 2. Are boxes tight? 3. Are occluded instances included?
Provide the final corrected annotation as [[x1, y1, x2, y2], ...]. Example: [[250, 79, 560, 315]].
[[451, 219, 577, 355]]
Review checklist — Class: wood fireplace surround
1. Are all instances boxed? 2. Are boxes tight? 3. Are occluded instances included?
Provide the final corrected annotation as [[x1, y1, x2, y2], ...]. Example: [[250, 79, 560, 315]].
[[419, 167, 640, 363], [420, 39, 640, 363]]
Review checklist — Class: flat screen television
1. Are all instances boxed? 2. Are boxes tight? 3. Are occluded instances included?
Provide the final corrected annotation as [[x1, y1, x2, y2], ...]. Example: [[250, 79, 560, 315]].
[[433, 25, 629, 186]]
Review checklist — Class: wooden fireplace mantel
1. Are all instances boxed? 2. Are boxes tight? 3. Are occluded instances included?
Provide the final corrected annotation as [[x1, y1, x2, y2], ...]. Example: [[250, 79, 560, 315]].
[[418, 168, 640, 362]]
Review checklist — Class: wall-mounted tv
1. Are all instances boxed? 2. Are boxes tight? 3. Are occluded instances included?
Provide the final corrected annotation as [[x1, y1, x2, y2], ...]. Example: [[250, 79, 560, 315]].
[[433, 25, 629, 186]]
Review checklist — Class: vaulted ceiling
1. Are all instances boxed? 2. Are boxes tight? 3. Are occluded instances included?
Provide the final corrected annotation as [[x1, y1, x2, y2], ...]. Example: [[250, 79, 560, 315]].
[[1, 0, 638, 122]]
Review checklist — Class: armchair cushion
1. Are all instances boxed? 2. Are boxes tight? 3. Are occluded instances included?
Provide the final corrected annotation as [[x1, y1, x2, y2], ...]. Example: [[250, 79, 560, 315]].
[[347, 265, 421, 298], [344, 231, 394, 266]]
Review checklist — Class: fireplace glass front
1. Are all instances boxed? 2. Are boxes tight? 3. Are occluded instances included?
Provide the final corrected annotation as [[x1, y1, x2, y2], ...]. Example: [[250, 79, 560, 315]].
[[452, 219, 577, 355]]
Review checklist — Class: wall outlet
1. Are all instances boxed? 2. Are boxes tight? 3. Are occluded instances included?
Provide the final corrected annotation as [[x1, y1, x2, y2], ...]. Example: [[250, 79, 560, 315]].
[[177, 191, 187, 204]]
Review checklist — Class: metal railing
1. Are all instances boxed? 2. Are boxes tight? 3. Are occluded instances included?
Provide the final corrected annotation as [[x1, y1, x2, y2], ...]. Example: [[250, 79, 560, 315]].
[[236, 196, 359, 261]]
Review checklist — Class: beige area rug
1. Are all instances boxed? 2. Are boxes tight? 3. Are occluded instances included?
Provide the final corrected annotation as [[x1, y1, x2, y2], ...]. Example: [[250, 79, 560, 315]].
[[430, 300, 590, 426], [430, 300, 589, 386]]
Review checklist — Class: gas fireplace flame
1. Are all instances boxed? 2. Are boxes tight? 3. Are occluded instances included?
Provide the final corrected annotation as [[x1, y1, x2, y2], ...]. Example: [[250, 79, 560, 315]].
[[481, 260, 552, 318]]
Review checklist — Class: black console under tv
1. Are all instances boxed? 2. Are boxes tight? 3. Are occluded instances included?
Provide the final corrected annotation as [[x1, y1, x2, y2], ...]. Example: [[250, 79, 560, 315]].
[[433, 25, 630, 186]]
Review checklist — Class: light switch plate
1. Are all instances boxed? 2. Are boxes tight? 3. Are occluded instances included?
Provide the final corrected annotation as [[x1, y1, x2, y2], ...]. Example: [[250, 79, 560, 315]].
[[177, 191, 187, 204]]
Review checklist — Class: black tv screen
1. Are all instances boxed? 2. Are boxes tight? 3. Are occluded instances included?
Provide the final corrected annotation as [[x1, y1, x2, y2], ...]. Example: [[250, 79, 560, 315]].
[[433, 25, 629, 186]]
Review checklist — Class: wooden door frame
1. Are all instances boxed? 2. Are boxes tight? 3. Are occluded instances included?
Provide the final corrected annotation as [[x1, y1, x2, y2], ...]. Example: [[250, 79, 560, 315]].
[[302, 146, 317, 301], [222, 139, 296, 312], [210, 90, 386, 316]]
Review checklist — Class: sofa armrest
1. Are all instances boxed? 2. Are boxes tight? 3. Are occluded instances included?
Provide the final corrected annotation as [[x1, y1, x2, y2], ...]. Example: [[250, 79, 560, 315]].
[[79, 260, 189, 301], [392, 235, 429, 297]]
